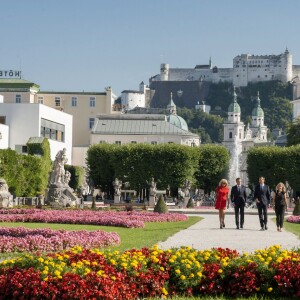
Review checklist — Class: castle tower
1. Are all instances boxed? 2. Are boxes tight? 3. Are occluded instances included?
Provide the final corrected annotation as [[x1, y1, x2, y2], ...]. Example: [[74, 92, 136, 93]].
[[282, 48, 292, 82], [160, 63, 169, 81]]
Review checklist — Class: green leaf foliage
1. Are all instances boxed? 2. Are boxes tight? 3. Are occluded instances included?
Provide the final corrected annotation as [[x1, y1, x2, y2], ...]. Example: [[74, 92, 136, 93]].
[[64, 165, 84, 191], [194, 144, 230, 193], [0, 139, 52, 196], [87, 143, 230, 194], [153, 195, 168, 213], [287, 117, 300, 146], [247, 145, 300, 192]]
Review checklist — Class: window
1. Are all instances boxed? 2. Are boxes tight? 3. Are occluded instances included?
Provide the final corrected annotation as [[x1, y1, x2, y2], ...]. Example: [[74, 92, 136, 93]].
[[131, 141, 137, 144], [90, 97, 96, 107], [89, 118, 95, 129], [16, 94, 21, 103], [99, 140, 106, 144], [229, 132, 233, 139], [71, 97, 77, 107], [38, 96, 44, 104], [0, 116, 6, 124], [151, 141, 157, 145], [40, 118, 65, 142], [55, 97, 61, 107], [115, 141, 121, 145]]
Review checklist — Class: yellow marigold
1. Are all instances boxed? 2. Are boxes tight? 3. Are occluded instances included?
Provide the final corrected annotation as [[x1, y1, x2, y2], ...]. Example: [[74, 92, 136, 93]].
[[186, 264, 191, 269], [197, 271, 202, 277], [161, 287, 168, 295], [42, 270, 48, 275], [268, 287, 273, 292], [175, 269, 181, 274], [111, 276, 116, 281], [54, 270, 61, 277], [38, 257, 44, 263], [110, 259, 116, 265], [160, 267, 165, 271], [71, 262, 76, 268], [44, 277, 48, 281], [189, 273, 195, 278], [169, 259, 174, 263], [218, 269, 223, 274], [180, 275, 186, 280]]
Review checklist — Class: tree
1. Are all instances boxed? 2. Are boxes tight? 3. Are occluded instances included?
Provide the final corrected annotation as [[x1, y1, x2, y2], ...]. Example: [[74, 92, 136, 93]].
[[194, 145, 230, 193], [287, 117, 300, 146]]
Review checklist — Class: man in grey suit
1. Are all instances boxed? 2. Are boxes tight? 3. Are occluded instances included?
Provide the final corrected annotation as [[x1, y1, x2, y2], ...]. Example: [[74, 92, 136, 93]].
[[254, 176, 271, 231], [230, 178, 247, 229]]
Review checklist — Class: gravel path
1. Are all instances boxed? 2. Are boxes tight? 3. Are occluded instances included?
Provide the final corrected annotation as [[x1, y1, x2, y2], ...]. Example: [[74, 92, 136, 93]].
[[158, 213, 300, 253]]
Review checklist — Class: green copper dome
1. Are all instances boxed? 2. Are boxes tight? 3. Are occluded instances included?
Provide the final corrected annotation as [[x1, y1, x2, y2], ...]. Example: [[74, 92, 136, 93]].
[[228, 88, 241, 113], [167, 114, 188, 131], [252, 92, 264, 117]]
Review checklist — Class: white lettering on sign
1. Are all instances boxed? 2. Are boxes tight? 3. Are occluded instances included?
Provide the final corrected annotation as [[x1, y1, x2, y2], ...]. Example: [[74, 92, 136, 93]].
[[0, 70, 22, 78]]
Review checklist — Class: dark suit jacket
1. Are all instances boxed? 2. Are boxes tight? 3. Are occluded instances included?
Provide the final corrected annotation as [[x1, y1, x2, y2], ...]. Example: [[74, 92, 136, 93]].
[[254, 184, 271, 206], [230, 185, 247, 206]]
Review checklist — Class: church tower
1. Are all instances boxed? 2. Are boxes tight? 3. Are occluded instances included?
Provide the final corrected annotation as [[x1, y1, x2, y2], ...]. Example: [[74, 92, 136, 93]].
[[223, 87, 245, 143], [250, 91, 268, 140]]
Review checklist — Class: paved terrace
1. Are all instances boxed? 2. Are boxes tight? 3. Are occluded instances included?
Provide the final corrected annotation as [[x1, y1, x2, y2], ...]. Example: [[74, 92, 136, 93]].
[[158, 208, 300, 253]]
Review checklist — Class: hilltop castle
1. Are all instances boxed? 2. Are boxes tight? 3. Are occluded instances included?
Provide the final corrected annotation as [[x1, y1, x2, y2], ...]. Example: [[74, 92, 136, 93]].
[[151, 48, 299, 87]]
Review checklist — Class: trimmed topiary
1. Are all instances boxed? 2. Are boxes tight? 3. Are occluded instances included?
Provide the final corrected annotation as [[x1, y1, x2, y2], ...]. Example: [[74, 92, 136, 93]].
[[154, 195, 168, 214], [293, 197, 300, 216], [187, 198, 194, 208]]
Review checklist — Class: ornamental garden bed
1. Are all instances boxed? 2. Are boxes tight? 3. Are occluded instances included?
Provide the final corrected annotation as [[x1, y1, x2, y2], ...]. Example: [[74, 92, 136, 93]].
[[0, 227, 120, 253], [0, 245, 299, 299], [0, 209, 188, 228]]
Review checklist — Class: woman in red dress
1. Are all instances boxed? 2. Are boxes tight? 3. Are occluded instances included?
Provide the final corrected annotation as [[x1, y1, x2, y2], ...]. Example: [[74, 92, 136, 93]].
[[215, 179, 229, 229]]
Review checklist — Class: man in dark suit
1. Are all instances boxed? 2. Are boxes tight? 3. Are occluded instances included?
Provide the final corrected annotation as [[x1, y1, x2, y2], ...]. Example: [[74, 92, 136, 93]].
[[230, 178, 247, 229], [254, 176, 271, 231]]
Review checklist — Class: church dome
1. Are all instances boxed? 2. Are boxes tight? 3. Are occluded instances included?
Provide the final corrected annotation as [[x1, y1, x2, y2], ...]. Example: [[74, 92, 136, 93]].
[[167, 114, 188, 131], [252, 91, 264, 117], [228, 88, 241, 113]]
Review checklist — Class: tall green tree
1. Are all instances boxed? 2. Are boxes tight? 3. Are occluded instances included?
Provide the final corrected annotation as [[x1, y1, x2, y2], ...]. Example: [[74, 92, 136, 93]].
[[194, 144, 230, 193], [286, 117, 300, 146]]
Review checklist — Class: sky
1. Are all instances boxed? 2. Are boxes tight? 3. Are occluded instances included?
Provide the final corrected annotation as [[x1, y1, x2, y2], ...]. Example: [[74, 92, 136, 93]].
[[1, 0, 300, 96]]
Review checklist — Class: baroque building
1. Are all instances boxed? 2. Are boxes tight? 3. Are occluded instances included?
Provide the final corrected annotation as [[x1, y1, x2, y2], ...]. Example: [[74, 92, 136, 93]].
[[222, 88, 270, 186]]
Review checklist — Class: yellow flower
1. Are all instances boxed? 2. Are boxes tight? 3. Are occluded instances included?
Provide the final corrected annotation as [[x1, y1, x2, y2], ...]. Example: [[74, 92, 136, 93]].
[[169, 259, 174, 263], [160, 267, 165, 271], [38, 257, 44, 263], [71, 262, 76, 268], [161, 287, 168, 295], [218, 269, 223, 274], [268, 287, 273, 292], [185, 264, 191, 269], [111, 276, 116, 281], [175, 269, 181, 274], [180, 275, 186, 280], [189, 273, 195, 278], [197, 271, 202, 277]]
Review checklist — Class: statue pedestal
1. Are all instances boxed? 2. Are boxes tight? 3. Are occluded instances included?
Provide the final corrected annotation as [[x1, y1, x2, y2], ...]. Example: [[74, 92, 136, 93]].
[[149, 195, 156, 207], [46, 185, 80, 208], [114, 195, 121, 203], [183, 197, 190, 208]]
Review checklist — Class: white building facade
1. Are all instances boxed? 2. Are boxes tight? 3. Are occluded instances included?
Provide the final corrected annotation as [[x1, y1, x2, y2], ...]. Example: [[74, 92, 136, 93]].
[[121, 82, 150, 110], [0, 103, 73, 162]]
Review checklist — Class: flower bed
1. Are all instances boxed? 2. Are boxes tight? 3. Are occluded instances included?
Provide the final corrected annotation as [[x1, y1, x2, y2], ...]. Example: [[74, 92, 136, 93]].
[[0, 227, 120, 253], [286, 215, 300, 223], [0, 209, 188, 228], [0, 245, 299, 299]]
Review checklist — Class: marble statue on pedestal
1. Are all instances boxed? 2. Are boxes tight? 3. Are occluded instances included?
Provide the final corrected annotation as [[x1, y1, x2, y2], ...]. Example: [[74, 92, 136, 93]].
[[0, 178, 13, 208]]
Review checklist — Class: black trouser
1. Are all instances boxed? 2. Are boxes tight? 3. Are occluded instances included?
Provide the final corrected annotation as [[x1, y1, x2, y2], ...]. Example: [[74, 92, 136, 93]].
[[257, 203, 268, 228], [234, 204, 245, 227], [275, 205, 285, 228]]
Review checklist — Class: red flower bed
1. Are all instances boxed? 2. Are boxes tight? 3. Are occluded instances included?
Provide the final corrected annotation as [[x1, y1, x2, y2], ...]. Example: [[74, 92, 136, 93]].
[[0, 209, 188, 228], [0, 245, 299, 299]]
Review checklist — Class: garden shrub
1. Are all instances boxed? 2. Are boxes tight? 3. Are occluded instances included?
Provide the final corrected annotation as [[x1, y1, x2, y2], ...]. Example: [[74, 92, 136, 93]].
[[154, 195, 168, 213]]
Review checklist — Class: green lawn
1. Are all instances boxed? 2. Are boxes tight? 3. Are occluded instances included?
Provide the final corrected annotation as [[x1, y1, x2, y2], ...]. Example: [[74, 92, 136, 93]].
[[0, 216, 202, 252], [283, 219, 300, 238]]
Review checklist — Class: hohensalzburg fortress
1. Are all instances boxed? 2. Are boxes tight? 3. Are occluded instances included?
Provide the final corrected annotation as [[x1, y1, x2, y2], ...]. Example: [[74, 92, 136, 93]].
[[151, 48, 300, 87]]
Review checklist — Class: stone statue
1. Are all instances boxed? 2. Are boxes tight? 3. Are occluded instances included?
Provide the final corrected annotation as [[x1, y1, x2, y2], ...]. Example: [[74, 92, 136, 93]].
[[183, 179, 191, 197], [64, 170, 71, 186], [149, 177, 157, 197], [0, 178, 13, 208], [80, 173, 90, 196], [178, 188, 184, 198], [50, 148, 68, 185], [113, 178, 122, 196]]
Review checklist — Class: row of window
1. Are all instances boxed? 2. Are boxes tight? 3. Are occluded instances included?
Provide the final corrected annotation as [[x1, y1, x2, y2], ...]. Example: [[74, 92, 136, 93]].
[[55, 96, 96, 107], [236, 74, 274, 78], [100, 141, 165, 145]]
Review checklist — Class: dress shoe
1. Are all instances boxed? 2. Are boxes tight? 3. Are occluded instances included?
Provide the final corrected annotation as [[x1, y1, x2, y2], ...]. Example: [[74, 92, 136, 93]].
[[260, 227, 265, 231], [240, 225, 243, 229], [236, 226, 239, 229], [264, 225, 268, 230], [222, 223, 225, 228], [220, 225, 223, 229]]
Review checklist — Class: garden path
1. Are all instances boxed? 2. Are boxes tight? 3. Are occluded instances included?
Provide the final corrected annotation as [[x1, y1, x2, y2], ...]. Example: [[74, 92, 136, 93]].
[[158, 213, 300, 253]]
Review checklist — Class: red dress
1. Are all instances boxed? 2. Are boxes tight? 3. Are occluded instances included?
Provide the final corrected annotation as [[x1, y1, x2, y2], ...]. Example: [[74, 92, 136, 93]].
[[215, 186, 229, 209]]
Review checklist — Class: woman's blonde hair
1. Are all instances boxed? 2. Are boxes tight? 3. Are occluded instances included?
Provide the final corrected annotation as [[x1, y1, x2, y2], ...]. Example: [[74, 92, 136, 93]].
[[276, 182, 286, 192], [218, 179, 228, 186]]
